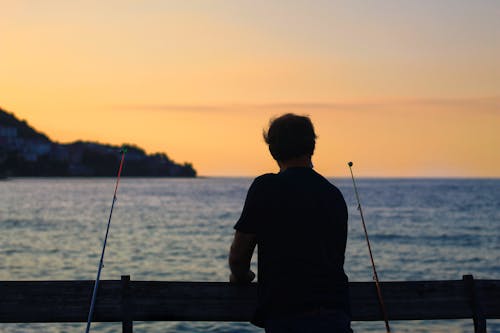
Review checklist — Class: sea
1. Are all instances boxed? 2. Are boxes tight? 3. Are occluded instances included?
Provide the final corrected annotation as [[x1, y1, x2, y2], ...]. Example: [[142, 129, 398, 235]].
[[0, 177, 499, 333]]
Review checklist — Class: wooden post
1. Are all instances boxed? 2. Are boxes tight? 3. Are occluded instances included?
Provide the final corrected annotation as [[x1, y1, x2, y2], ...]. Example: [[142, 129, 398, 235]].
[[463, 274, 487, 333], [121, 275, 133, 333]]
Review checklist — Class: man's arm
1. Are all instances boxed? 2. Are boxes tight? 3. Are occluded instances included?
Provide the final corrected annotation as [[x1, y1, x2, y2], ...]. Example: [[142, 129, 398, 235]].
[[229, 231, 257, 283]]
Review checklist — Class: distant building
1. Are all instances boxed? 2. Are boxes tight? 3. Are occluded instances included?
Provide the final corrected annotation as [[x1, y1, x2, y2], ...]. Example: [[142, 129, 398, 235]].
[[0, 126, 18, 138], [125, 151, 146, 161], [21, 140, 52, 162], [0, 126, 20, 150], [51, 145, 69, 161]]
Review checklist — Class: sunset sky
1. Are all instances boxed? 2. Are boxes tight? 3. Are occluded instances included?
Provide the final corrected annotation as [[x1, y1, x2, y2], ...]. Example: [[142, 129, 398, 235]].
[[1, 1, 499, 177]]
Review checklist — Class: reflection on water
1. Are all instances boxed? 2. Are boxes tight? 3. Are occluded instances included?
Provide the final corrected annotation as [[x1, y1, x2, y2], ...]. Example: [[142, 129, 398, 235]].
[[1, 177, 499, 332]]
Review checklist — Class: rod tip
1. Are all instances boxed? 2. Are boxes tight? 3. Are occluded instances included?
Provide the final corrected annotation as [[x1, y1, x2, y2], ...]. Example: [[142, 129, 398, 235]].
[[348, 161, 353, 167], [120, 146, 128, 154]]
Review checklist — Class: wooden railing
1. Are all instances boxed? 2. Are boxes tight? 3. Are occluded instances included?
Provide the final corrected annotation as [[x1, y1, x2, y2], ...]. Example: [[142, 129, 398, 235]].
[[1, 275, 499, 333]]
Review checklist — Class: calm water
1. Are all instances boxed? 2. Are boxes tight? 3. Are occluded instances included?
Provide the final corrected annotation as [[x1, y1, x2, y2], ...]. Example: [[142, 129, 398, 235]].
[[1, 177, 499, 332]]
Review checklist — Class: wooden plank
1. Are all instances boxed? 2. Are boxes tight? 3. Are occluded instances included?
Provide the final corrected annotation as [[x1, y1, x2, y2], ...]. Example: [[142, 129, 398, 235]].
[[129, 281, 257, 322], [1, 279, 499, 323], [0, 281, 121, 322], [352, 280, 471, 321]]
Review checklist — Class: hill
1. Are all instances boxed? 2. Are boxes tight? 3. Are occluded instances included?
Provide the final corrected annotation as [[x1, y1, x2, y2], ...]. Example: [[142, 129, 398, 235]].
[[0, 107, 196, 177]]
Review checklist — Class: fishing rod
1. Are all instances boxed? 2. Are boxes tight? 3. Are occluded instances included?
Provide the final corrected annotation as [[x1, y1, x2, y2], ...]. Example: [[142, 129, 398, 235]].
[[348, 161, 391, 333], [85, 147, 127, 333]]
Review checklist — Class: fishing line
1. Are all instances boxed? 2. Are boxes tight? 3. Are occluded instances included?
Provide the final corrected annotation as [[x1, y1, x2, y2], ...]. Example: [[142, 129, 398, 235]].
[[85, 147, 127, 333], [348, 161, 391, 333]]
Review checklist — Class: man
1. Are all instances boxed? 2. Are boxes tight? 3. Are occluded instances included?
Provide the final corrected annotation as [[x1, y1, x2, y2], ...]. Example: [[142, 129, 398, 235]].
[[229, 113, 352, 332]]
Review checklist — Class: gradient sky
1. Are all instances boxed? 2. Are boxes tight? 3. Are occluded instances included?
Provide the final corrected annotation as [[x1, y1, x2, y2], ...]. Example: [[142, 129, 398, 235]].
[[1, 0, 499, 177]]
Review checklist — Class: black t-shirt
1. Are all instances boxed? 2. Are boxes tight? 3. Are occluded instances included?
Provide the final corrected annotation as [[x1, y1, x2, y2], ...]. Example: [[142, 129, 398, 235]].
[[234, 167, 350, 327]]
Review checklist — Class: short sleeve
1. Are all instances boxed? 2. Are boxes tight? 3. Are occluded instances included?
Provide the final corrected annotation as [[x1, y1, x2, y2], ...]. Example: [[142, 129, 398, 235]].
[[234, 176, 269, 234]]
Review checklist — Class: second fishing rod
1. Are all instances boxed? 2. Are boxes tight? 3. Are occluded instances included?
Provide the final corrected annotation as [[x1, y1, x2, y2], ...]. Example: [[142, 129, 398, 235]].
[[86, 147, 127, 333], [348, 161, 391, 333]]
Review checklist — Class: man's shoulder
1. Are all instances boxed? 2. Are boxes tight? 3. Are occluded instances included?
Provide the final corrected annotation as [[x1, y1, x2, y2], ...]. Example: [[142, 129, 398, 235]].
[[253, 173, 278, 185], [245, 173, 277, 193], [311, 171, 345, 198], [309, 169, 334, 186]]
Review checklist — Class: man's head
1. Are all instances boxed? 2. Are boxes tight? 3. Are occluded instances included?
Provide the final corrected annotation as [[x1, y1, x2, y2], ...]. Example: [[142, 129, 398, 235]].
[[263, 113, 317, 163]]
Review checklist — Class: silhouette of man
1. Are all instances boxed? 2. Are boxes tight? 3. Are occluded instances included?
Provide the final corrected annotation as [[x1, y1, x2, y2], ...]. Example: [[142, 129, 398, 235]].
[[229, 114, 352, 332]]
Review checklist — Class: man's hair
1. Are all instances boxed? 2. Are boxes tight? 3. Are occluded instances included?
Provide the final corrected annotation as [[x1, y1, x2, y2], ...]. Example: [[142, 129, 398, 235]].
[[263, 113, 317, 162]]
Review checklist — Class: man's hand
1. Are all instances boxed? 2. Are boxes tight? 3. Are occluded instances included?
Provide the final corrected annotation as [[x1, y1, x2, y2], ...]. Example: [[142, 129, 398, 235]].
[[228, 231, 257, 284], [229, 270, 256, 284]]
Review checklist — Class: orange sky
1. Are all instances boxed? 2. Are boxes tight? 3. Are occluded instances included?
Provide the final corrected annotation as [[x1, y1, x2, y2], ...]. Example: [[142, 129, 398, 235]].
[[1, 1, 499, 177]]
